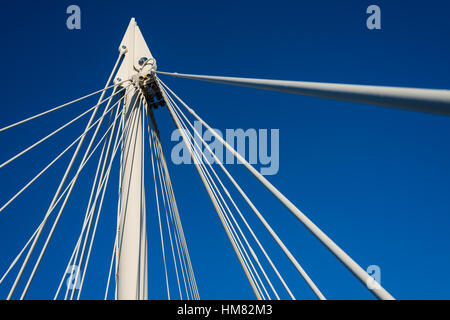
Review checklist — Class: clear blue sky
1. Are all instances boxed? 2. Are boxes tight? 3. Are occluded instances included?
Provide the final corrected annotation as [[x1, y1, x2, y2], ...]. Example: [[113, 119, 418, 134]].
[[0, 0, 449, 300]]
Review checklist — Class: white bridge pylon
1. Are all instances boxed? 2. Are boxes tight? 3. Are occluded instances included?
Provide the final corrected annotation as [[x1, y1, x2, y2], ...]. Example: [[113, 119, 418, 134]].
[[115, 18, 155, 300]]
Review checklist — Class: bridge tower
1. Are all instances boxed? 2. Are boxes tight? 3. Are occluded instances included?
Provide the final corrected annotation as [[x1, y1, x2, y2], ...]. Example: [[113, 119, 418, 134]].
[[114, 18, 157, 300]]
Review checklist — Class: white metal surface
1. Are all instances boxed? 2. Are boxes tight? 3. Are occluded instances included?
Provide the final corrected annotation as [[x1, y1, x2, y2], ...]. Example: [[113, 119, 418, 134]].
[[157, 71, 450, 116], [117, 89, 147, 300], [115, 18, 156, 86], [116, 18, 155, 300]]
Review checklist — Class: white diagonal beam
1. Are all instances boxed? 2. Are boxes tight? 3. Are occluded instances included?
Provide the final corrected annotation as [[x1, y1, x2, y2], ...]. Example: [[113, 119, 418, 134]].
[[157, 71, 450, 116]]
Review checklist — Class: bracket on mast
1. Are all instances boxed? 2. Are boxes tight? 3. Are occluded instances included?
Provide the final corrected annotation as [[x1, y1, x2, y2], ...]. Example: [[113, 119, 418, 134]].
[[114, 18, 165, 110]]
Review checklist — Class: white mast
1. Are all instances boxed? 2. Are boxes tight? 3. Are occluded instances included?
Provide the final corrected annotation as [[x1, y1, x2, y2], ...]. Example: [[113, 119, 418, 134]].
[[115, 18, 156, 300]]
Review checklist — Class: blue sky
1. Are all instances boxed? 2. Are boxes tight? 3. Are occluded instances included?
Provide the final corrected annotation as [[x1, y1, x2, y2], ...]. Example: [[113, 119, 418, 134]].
[[0, 0, 450, 300]]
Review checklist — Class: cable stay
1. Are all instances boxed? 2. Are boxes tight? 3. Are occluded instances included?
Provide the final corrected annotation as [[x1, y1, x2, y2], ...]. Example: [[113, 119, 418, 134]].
[[160, 86, 265, 299], [161, 87, 312, 300], [23, 100, 125, 300], [165, 96, 274, 299], [153, 132, 184, 299], [2, 106, 126, 290], [71, 95, 125, 300], [0, 79, 129, 133], [104, 238, 117, 300], [145, 96, 199, 300], [54, 99, 135, 300], [19, 90, 126, 300], [6, 52, 127, 299], [160, 83, 334, 300], [0, 92, 128, 214], [146, 110, 171, 300], [146, 115, 184, 299], [154, 129, 197, 299], [161, 81, 319, 299], [161, 85, 302, 300], [159, 79, 395, 300], [75, 114, 124, 300], [69, 94, 125, 299], [0, 86, 127, 170], [63, 93, 141, 300]]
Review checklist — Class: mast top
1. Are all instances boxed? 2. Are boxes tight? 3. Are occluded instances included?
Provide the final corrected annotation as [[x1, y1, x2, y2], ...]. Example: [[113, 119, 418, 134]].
[[115, 18, 157, 86]]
